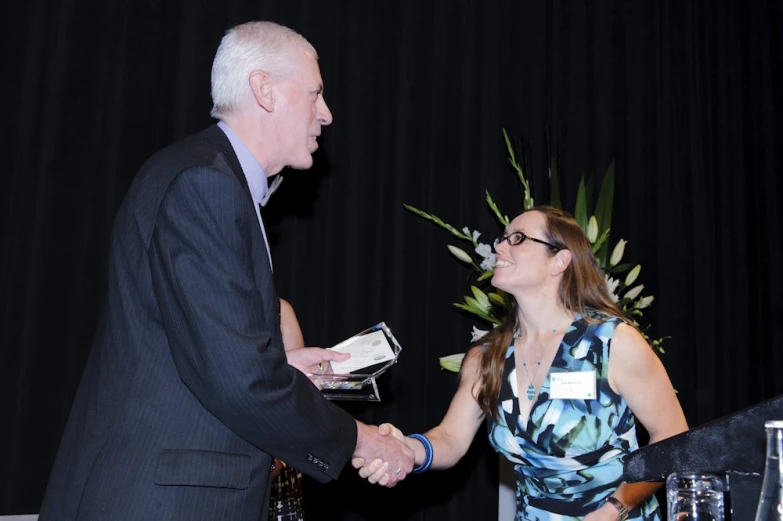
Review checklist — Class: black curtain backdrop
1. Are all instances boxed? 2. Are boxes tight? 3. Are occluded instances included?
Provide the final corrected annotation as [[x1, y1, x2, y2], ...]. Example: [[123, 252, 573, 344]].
[[2, 0, 782, 518]]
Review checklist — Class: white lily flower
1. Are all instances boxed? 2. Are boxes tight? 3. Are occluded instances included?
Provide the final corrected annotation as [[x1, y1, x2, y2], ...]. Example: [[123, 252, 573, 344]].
[[587, 216, 599, 243], [447, 245, 473, 264], [480, 255, 496, 271], [475, 243, 493, 259], [473, 230, 481, 242], [462, 226, 471, 236], [605, 275, 620, 295], [625, 265, 641, 286], [471, 327, 489, 342], [624, 284, 644, 301], [610, 239, 627, 267], [638, 295, 655, 309]]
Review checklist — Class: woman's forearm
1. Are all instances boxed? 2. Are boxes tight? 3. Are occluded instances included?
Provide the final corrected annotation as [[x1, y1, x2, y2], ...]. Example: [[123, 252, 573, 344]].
[[406, 426, 469, 470]]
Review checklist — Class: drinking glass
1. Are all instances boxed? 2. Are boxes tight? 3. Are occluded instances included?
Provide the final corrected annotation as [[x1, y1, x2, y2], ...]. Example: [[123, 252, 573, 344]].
[[666, 472, 725, 521]]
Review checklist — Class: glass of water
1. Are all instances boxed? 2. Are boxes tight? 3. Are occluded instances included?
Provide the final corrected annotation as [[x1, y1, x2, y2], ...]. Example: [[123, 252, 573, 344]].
[[666, 472, 725, 521]]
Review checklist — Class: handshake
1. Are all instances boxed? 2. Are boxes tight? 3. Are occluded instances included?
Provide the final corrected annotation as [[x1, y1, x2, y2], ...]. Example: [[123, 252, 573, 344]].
[[352, 422, 418, 488], [286, 346, 429, 488]]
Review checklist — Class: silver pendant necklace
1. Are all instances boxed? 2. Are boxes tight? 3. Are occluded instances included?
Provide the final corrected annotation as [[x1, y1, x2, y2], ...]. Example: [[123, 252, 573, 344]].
[[514, 308, 568, 401]]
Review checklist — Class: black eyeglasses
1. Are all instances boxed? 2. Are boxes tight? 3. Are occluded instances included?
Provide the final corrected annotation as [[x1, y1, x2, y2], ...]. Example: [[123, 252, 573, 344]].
[[493, 231, 560, 251]]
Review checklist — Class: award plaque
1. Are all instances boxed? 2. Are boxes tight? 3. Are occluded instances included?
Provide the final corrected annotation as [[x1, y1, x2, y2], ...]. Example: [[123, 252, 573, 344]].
[[309, 322, 402, 402]]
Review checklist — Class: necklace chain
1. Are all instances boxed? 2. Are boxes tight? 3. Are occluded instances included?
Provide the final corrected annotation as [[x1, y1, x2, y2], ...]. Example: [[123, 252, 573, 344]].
[[514, 308, 568, 401]]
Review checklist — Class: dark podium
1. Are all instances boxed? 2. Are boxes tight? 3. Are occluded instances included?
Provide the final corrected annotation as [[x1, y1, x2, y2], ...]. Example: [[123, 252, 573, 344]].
[[623, 394, 783, 520]]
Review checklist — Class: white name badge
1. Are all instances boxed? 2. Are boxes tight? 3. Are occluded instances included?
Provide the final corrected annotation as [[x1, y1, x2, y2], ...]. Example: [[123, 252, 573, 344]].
[[549, 371, 597, 400]]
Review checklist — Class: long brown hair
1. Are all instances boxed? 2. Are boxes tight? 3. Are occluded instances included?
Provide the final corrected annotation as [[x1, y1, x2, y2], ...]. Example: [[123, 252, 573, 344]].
[[473, 206, 624, 420]]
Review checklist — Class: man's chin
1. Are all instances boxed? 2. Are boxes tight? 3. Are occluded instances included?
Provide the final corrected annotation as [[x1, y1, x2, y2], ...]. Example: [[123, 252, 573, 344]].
[[287, 155, 315, 171]]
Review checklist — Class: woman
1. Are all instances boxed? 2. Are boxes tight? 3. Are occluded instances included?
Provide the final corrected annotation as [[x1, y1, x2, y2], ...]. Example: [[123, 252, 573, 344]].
[[359, 206, 688, 520], [269, 298, 307, 521]]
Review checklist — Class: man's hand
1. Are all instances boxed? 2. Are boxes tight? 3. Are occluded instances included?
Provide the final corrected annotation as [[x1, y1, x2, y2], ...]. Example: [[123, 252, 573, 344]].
[[352, 423, 407, 468], [353, 423, 412, 484], [353, 422, 414, 488], [285, 347, 350, 375]]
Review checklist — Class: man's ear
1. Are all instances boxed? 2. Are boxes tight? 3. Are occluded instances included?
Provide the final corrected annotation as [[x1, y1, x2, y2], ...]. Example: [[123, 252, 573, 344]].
[[249, 70, 275, 112]]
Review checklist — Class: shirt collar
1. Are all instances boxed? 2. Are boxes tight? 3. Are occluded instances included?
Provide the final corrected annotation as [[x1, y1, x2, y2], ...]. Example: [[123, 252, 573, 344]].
[[217, 121, 268, 207]]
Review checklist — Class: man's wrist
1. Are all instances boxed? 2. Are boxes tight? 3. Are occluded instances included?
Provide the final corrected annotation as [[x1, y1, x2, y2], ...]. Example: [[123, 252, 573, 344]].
[[353, 421, 369, 457]]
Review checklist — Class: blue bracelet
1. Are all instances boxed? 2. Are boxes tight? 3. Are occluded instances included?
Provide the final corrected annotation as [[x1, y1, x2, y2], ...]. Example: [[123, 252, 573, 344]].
[[408, 433, 434, 474]]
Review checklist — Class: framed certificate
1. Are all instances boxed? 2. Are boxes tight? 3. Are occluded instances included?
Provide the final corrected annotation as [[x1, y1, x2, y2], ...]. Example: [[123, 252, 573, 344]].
[[308, 322, 402, 402]]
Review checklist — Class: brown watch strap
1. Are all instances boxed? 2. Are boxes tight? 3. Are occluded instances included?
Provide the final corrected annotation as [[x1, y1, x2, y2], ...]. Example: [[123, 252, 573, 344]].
[[606, 497, 629, 521]]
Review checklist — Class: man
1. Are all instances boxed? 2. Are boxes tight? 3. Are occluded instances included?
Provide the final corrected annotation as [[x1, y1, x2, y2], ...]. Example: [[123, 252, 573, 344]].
[[39, 21, 412, 521]]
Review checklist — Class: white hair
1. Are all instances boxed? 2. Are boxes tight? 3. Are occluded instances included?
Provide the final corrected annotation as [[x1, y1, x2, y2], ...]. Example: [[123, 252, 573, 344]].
[[210, 21, 317, 119]]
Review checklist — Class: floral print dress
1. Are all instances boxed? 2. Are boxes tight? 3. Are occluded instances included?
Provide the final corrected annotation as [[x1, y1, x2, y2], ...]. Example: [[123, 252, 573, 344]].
[[488, 312, 661, 521]]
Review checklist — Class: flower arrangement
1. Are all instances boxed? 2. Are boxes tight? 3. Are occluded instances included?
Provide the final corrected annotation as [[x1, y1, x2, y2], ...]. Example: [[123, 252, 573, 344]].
[[405, 130, 667, 372]]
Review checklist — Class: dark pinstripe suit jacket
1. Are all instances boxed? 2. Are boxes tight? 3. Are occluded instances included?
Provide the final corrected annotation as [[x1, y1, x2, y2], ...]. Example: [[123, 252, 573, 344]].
[[39, 125, 356, 521]]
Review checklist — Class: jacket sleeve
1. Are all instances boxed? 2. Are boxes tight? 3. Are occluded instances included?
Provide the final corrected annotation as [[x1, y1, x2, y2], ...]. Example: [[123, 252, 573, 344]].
[[148, 166, 356, 482]]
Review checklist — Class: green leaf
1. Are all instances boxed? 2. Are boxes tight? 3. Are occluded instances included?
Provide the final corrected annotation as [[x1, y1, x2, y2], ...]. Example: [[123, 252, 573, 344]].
[[502, 128, 517, 166], [453, 303, 471, 312], [585, 174, 595, 217], [607, 262, 633, 274], [591, 228, 611, 255], [403, 204, 471, 240], [453, 302, 482, 319], [477, 271, 494, 281], [594, 160, 616, 231], [453, 302, 496, 325], [594, 160, 615, 265], [502, 129, 533, 209], [402, 203, 434, 221], [486, 191, 509, 227], [574, 177, 589, 232]]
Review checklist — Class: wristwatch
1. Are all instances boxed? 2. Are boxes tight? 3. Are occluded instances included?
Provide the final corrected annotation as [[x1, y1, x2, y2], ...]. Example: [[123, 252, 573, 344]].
[[606, 497, 629, 521]]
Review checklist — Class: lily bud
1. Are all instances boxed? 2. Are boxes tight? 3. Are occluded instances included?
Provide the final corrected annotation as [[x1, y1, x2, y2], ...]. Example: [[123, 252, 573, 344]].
[[470, 286, 492, 313], [624, 284, 644, 301], [439, 353, 465, 373], [610, 239, 627, 267], [625, 265, 641, 286], [447, 245, 473, 264], [587, 216, 599, 243], [638, 295, 654, 309]]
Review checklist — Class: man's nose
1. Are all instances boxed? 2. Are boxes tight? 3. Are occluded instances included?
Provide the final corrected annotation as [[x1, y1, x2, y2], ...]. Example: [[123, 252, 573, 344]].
[[317, 97, 333, 126]]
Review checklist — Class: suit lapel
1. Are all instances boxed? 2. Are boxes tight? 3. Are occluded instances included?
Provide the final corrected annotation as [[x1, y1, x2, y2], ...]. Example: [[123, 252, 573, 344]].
[[200, 125, 279, 329]]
